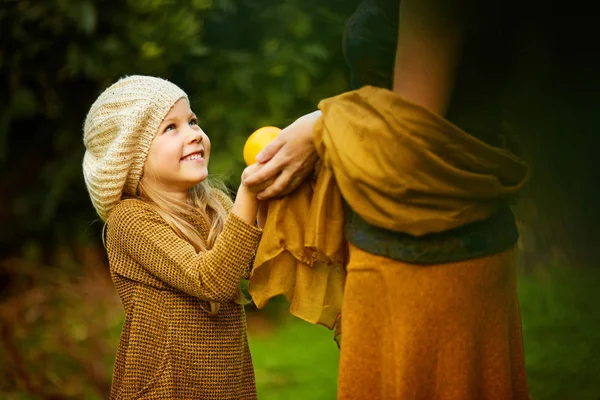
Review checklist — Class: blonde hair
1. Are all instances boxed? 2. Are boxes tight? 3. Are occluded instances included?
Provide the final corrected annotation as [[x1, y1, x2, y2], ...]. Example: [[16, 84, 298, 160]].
[[136, 176, 246, 315]]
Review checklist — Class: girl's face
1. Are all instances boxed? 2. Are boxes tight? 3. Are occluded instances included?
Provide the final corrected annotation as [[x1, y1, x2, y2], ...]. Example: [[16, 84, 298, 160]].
[[142, 99, 211, 198]]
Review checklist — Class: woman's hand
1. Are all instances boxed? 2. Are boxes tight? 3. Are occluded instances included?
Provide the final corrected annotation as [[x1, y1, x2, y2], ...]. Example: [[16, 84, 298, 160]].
[[242, 110, 321, 200]]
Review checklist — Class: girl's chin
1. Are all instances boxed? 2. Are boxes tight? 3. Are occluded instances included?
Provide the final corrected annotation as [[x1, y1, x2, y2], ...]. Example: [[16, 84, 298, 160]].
[[190, 171, 209, 184]]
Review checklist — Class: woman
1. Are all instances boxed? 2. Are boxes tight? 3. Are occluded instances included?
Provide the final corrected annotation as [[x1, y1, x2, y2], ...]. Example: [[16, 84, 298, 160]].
[[245, 1, 530, 399]]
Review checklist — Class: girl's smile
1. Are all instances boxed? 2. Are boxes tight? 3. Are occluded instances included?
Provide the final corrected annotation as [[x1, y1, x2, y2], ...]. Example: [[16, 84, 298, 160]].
[[142, 98, 211, 200]]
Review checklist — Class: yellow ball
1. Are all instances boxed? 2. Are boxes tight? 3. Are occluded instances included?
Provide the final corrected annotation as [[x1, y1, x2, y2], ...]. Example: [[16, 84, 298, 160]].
[[243, 126, 281, 166]]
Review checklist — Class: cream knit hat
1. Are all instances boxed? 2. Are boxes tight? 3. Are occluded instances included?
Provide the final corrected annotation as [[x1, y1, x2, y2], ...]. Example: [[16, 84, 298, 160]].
[[82, 75, 188, 221]]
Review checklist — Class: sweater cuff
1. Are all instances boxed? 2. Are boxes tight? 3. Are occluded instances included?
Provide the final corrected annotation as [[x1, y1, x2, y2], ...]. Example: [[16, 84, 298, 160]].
[[221, 213, 263, 258]]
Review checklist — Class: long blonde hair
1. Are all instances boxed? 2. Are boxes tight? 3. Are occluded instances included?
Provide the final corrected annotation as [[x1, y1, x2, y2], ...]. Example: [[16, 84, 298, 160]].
[[136, 176, 244, 315]]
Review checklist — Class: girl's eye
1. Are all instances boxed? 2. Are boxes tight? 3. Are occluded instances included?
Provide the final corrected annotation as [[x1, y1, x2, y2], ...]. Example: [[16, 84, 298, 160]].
[[189, 118, 198, 126], [164, 123, 176, 132]]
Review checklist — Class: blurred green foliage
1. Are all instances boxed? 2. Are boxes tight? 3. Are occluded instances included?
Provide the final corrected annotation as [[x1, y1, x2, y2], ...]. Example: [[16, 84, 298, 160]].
[[1, 1, 599, 267], [0, 0, 352, 255], [2, 1, 600, 398], [0, 249, 121, 398]]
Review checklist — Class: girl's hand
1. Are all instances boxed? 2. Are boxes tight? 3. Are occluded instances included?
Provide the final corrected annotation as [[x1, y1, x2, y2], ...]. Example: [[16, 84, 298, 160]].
[[240, 163, 274, 193], [232, 165, 264, 225], [242, 110, 321, 200], [241, 163, 263, 184]]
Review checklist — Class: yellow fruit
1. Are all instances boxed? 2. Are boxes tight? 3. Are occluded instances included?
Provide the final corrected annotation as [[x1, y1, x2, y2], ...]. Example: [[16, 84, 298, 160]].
[[243, 126, 281, 166]]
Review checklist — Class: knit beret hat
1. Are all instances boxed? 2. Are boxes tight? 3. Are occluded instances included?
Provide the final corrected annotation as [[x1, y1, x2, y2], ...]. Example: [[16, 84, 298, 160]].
[[82, 75, 188, 221]]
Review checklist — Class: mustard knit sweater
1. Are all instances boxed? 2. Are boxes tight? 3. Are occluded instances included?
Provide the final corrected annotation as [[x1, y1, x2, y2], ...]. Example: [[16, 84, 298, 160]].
[[105, 190, 262, 399]]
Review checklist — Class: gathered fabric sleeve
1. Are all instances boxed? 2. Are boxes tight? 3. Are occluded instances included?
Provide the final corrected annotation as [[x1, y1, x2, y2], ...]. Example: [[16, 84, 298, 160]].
[[106, 199, 262, 303]]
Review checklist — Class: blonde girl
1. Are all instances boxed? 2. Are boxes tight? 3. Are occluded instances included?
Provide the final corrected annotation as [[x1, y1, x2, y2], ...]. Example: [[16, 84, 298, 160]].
[[83, 75, 263, 399]]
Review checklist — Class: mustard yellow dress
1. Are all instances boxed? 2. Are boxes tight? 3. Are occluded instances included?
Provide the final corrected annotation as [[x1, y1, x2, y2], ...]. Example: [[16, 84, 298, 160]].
[[338, 245, 529, 400], [105, 191, 262, 399]]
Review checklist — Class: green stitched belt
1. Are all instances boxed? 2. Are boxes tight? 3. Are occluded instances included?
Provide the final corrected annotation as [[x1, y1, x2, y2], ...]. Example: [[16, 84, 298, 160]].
[[343, 202, 519, 264]]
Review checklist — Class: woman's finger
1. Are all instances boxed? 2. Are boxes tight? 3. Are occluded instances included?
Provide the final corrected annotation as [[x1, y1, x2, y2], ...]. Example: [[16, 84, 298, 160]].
[[243, 152, 287, 187], [255, 133, 286, 163], [257, 169, 294, 200], [246, 177, 276, 193], [279, 166, 313, 196]]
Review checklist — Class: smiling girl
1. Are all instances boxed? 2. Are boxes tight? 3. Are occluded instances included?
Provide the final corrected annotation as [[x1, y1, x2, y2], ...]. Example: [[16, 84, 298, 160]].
[[82, 75, 263, 399]]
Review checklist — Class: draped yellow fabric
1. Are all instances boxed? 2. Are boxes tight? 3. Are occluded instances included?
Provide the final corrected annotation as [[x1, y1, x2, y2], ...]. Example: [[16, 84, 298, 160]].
[[248, 85, 529, 330], [248, 161, 347, 330]]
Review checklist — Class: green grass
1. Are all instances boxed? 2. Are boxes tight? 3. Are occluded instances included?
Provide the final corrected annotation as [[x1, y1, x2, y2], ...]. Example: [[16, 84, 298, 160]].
[[249, 268, 600, 400], [249, 313, 340, 400], [4, 266, 597, 399], [518, 268, 600, 400]]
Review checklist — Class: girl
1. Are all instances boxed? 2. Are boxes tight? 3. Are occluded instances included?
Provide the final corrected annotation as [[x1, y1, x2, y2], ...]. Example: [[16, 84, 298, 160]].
[[83, 75, 263, 399]]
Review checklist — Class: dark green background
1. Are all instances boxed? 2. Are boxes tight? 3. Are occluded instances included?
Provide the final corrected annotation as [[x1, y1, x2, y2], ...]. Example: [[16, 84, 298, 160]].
[[1, 1, 598, 398]]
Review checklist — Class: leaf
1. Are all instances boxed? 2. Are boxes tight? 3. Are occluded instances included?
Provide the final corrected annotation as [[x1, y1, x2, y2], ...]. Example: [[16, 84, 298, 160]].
[[215, 0, 236, 13], [78, 1, 97, 34], [11, 87, 40, 118], [290, 14, 311, 39], [302, 44, 329, 61], [189, 45, 210, 57], [192, 0, 214, 10], [294, 71, 310, 96], [140, 42, 164, 59], [262, 38, 280, 55], [268, 65, 287, 77]]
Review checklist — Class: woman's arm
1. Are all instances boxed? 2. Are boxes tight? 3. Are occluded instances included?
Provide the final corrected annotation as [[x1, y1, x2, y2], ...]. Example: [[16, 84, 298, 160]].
[[243, 0, 469, 199], [393, 0, 468, 116]]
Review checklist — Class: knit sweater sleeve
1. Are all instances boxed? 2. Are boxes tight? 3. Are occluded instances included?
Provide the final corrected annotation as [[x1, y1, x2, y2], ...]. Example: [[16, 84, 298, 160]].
[[213, 189, 256, 279], [106, 199, 262, 303]]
